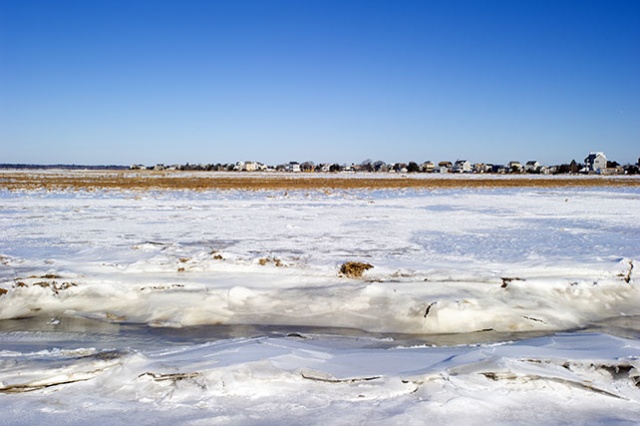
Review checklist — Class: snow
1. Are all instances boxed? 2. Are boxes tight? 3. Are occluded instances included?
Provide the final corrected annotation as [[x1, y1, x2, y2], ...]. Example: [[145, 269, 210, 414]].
[[1, 185, 639, 424]]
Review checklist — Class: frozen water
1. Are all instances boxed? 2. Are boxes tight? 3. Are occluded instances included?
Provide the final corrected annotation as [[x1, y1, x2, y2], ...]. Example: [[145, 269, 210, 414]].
[[1, 185, 639, 424]]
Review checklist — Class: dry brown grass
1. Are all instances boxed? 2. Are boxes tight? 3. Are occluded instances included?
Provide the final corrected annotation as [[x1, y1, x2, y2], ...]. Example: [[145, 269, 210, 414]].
[[259, 257, 283, 267], [339, 262, 374, 278], [1, 170, 639, 191]]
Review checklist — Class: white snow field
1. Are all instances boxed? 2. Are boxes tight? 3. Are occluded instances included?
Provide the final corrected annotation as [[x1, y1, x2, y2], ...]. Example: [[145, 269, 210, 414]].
[[1, 184, 639, 424]]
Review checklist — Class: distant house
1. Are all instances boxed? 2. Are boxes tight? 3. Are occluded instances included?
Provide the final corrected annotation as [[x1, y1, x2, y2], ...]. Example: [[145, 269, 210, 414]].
[[453, 160, 472, 173], [437, 161, 452, 173], [508, 161, 523, 173], [421, 161, 435, 173], [602, 165, 624, 175], [287, 162, 301, 173], [584, 152, 607, 173], [473, 163, 490, 173], [235, 161, 263, 171], [244, 161, 259, 172], [491, 164, 507, 174], [525, 161, 540, 173]]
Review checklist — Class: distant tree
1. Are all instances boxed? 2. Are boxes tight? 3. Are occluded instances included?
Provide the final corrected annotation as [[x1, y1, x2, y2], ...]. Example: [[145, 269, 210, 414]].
[[407, 162, 420, 173], [393, 163, 407, 172], [362, 163, 373, 172], [607, 160, 619, 168], [329, 163, 342, 172], [569, 160, 579, 174], [624, 164, 638, 175], [372, 160, 387, 172], [301, 161, 315, 172]]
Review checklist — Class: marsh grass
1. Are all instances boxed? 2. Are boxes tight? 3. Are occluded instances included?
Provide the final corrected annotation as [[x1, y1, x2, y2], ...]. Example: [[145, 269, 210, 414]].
[[340, 262, 374, 278], [1, 170, 639, 191]]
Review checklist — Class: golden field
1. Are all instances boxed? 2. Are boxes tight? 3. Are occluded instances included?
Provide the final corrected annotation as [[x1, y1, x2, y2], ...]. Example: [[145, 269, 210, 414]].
[[1, 170, 639, 191]]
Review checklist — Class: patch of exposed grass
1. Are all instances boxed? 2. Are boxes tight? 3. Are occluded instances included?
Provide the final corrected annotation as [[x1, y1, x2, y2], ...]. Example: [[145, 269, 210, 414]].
[[259, 257, 283, 267], [339, 262, 374, 278]]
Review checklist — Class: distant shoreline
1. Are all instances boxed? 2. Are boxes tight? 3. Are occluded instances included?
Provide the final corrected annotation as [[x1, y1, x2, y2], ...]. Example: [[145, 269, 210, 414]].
[[0, 164, 129, 170], [1, 170, 639, 191]]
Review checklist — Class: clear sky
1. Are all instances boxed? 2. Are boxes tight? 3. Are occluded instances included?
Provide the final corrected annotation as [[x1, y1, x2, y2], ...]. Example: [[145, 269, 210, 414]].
[[1, 0, 639, 166]]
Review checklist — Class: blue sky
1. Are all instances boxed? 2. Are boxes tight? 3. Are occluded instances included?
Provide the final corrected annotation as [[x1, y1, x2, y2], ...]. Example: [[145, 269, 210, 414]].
[[1, 0, 638, 166]]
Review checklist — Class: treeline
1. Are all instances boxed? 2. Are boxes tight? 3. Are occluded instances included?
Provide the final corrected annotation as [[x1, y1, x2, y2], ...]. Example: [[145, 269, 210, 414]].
[[0, 164, 128, 170]]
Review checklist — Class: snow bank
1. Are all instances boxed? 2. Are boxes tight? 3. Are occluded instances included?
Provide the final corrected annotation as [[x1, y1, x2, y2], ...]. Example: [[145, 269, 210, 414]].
[[1, 188, 638, 333]]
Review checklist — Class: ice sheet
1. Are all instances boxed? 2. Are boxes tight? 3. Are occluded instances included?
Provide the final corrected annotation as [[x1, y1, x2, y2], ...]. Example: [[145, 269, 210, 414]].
[[1, 186, 639, 424]]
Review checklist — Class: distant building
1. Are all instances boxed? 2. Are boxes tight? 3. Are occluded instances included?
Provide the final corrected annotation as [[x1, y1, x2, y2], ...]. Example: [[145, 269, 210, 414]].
[[437, 161, 452, 173], [508, 161, 523, 173], [453, 160, 472, 173], [240, 161, 266, 171], [421, 161, 435, 173], [320, 163, 332, 172], [491, 164, 507, 174], [473, 163, 490, 173], [287, 162, 301, 173], [525, 161, 540, 173], [584, 152, 607, 173]]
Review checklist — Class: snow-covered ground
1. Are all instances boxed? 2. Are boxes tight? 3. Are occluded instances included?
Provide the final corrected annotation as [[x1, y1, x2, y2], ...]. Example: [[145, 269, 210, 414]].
[[1, 186, 639, 424]]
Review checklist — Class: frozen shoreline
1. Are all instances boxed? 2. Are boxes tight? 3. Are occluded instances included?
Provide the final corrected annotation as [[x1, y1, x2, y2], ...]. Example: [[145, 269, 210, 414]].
[[1, 186, 639, 423]]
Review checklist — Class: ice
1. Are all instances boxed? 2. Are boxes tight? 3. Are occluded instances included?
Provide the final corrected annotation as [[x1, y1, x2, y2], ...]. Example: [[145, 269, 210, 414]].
[[1, 184, 639, 423]]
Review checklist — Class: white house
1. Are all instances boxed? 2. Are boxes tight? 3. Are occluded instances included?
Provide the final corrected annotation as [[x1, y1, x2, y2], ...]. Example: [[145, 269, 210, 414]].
[[453, 160, 472, 173], [584, 152, 607, 173], [437, 161, 452, 173], [525, 161, 540, 173], [287, 162, 301, 173]]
